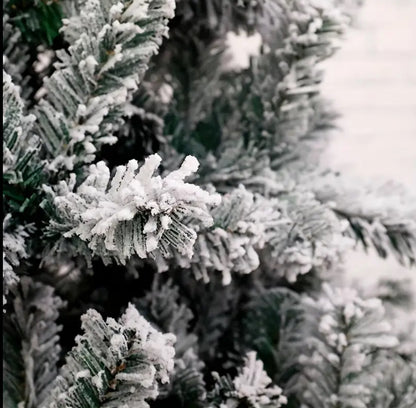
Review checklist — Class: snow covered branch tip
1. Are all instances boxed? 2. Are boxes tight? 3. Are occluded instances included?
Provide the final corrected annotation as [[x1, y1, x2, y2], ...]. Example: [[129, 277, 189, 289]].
[[43, 154, 220, 265]]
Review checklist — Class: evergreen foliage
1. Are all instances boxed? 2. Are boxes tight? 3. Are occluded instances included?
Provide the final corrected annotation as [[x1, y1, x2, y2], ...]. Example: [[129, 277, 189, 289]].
[[3, 13, 31, 97], [313, 176, 416, 266], [208, 352, 287, 408], [135, 277, 206, 407], [2, 214, 30, 305], [42, 304, 176, 408], [34, 0, 176, 171], [3, 71, 44, 213], [370, 354, 416, 408], [2, 0, 416, 407], [296, 284, 399, 408], [3, 277, 65, 407], [241, 287, 304, 387], [42, 154, 220, 265], [5, 0, 64, 45]]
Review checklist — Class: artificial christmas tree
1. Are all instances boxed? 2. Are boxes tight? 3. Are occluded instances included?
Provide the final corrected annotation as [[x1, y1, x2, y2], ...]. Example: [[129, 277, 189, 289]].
[[3, 0, 416, 407]]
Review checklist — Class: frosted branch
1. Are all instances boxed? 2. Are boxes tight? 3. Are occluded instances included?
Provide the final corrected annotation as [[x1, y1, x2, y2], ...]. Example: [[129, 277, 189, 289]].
[[298, 283, 398, 408], [43, 154, 220, 264], [3, 277, 65, 407], [34, 0, 176, 171], [42, 304, 175, 408], [209, 352, 287, 408]]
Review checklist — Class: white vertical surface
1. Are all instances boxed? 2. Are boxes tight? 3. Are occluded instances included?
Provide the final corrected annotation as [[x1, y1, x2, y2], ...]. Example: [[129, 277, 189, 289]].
[[320, 0, 416, 289]]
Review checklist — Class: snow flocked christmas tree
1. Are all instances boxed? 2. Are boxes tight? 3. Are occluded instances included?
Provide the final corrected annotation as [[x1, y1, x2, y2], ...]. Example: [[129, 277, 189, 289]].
[[3, 0, 416, 407]]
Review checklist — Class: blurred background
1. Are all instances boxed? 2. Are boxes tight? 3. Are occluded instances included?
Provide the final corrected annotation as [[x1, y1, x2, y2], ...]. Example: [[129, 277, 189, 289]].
[[320, 0, 416, 290]]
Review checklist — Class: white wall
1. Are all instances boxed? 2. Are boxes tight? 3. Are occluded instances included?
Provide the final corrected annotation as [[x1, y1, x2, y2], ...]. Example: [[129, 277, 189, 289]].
[[320, 0, 416, 290]]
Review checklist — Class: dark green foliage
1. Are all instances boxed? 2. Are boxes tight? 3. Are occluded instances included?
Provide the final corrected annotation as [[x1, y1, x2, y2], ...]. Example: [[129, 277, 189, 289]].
[[135, 277, 207, 408], [100, 104, 165, 167], [3, 277, 65, 408], [6, 0, 64, 45], [3, 71, 45, 215], [3, 12, 31, 97], [207, 351, 287, 407], [206, 372, 235, 407], [154, 0, 350, 175], [241, 288, 304, 386], [3, 1, 415, 408], [42, 304, 175, 408], [33, 0, 176, 171]]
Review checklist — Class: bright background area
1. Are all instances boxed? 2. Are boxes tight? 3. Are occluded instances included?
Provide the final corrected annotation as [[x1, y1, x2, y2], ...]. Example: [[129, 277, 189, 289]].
[[320, 0, 416, 290]]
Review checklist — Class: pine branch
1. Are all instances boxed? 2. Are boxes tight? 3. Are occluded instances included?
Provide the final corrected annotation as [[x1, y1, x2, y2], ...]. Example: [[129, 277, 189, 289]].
[[296, 283, 399, 408], [2, 214, 30, 306], [135, 277, 206, 407], [135, 277, 197, 354], [157, 0, 356, 197], [3, 2, 412, 408], [197, 142, 276, 195], [237, 0, 351, 170], [161, 352, 205, 408], [3, 71, 45, 213], [148, 0, 262, 129], [42, 154, 220, 265], [5, 0, 64, 45], [33, 0, 176, 171], [336, 207, 416, 266], [364, 278, 416, 357], [313, 176, 416, 266], [166, 185, 349, 285], [182, 274, 242, 364], [208, 351, 287, 408], [266, 188, 351, 283], [371, 278, 414, 308], [3, 13, 31, 100], [173, 0, 264, 36], [42, 304, 175, 408], [169, 186, 284, 284], [241, 288, 304, 388], [3, 277, 65, 408], [3, 255, 19, 308], [370, 354, 416, 408]]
